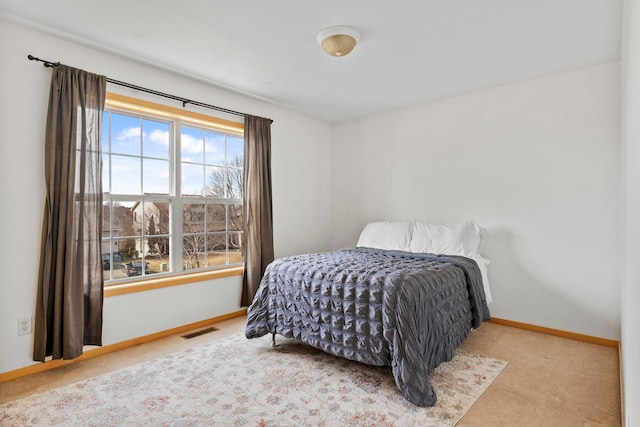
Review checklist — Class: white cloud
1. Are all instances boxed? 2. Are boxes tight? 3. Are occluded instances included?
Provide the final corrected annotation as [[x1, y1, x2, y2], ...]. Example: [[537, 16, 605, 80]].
[[116, 126, 141, 142], [148, 129, 169, 145], [181, 133, 202, 154]]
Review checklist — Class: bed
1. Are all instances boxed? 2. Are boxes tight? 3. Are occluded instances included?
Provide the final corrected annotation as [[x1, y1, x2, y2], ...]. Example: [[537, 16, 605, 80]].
[[245, 221, 491, 407]]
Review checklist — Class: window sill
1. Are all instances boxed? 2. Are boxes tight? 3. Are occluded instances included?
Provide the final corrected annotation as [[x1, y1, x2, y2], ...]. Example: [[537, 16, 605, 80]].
[[104, 266, 244, 298]]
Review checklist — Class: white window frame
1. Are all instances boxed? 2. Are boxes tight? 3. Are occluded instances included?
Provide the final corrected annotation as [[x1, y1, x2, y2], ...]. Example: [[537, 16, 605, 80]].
[[102, 93, 245, 291]]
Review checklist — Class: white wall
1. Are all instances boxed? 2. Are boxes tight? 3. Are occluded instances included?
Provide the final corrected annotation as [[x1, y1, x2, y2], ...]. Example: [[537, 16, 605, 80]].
[[332, 63, 621, 340], [0, 20, 333, 374], [0, 16, 626, 389], [622, 0, 640, 424]]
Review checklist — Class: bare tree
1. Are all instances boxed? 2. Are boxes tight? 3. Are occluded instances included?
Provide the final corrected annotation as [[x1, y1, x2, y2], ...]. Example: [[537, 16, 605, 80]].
[[206, 154, 243, 201], [182, 202, 205, 269], [205, 155, 244, 249], [180, 155, 244, 268]]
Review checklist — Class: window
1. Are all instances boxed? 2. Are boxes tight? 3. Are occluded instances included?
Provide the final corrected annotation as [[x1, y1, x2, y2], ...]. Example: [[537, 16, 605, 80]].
[[101, 93, 244, 284]]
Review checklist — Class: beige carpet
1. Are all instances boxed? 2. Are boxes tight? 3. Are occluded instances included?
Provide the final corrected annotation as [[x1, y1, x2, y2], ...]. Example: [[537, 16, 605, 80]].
[[0, 333, 506, 426]]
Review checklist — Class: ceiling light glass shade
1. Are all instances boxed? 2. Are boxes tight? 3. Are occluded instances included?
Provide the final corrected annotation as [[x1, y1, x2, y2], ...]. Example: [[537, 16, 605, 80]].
[[317, 26, 361, 57]]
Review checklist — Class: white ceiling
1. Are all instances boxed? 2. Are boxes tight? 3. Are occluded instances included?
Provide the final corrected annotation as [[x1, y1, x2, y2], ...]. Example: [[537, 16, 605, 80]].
[[0, 0, 623, 123]]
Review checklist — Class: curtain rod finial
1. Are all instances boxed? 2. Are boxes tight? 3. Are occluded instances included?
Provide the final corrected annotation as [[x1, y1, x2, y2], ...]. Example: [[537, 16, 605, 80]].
[[28, 54, 60, 68]]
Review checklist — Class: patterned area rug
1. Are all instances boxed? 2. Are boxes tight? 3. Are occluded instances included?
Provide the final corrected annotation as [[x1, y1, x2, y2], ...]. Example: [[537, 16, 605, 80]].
[[0, 333, 507, 426]]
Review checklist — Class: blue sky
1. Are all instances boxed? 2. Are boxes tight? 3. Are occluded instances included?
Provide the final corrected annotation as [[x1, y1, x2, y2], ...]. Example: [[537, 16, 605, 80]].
[[102, 111, 243, 197]]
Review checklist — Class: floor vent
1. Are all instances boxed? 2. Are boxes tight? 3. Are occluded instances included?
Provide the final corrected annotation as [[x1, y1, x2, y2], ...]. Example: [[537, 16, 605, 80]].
[[181, 326, 219, 339]]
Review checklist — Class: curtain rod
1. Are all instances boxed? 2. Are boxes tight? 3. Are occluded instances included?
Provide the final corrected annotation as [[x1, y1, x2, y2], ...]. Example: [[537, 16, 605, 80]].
[[28, 54, 270, 121]]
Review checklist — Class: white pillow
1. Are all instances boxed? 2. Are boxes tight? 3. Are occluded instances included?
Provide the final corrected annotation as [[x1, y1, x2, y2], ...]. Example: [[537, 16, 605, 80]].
[[357, 220, 493, 304], [408, 221, 483, 256], [356, 221, 413, 252], [467, 254, 493, 304], [408, 220, 491, 303]]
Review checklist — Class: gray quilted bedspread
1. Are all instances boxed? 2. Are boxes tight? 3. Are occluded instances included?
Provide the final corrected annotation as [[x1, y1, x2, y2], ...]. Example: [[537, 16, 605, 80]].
[[245, 247, 490, 407]]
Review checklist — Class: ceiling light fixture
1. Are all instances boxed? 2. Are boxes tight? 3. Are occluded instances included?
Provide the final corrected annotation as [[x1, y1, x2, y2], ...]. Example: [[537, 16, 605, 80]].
[[317, 26, 361, 57]]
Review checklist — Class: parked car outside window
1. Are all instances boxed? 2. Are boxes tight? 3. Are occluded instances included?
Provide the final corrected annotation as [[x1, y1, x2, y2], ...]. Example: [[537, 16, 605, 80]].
[[126, 261, 150, 277], [102, 254, 110, 270]]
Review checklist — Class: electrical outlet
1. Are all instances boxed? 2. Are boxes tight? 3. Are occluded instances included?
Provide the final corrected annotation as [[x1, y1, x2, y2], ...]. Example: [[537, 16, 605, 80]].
[[18, 316, 32, 336]]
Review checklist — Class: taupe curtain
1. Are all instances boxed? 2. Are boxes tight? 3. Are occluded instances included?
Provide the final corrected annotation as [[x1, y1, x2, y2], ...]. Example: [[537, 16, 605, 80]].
[[34, 65, 106, 362], [241, 115, 274, 306]]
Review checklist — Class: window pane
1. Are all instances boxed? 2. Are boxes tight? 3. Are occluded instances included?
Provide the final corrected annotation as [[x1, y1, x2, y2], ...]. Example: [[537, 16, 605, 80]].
[[102, 111, 110, 153], [102, 201, 111, 234], [128, 237, 143, 260], [183, 202, 205, 233], [181, 126, 204, 163], [111, 155, 141, 195], [141, 238, 168, 276], [206, 203, 226, 232], [143, 159, 169, 194], [227, 135, 244, 166], [151, 236, 170, 259], [118, 238, 140, 263], [153, 202, 171, 239], [182, 163, 203, 195], [102, 153, 110, 193], [124, 243, 149, 277], [229, 231, 243, 264], [229, 249, 242, 264], [205, 166, 225, 197], [101, 201, 113, 281], [117, 236, 139, 260], [183, 235, 205, 270], [146, 252, 170, 274], [132, 203, 148, 243], [106, 248, 127, 280], [111, 113, 141, 156], [205, 132, 225, 165], [103, 99, 245, 282], [113, 201, 137, 237], [144, 201, 170, 240], [228, 203, 243, 231], [143, 119, 169, 159], [207, 233, 227, 267], [228, 167, 242, 199]]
